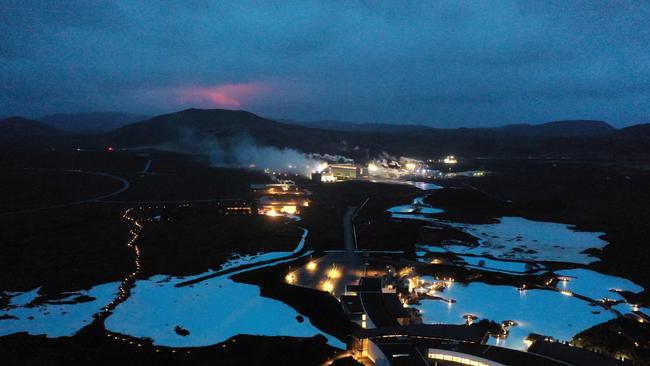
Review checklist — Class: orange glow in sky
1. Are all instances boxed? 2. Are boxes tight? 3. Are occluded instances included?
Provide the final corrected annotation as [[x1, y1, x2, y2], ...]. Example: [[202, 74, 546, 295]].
[[176, 82, 270, 107]]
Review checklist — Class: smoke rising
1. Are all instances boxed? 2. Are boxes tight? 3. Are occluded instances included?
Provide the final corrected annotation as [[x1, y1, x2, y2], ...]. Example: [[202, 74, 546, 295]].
[[177, 130, 331, 176]]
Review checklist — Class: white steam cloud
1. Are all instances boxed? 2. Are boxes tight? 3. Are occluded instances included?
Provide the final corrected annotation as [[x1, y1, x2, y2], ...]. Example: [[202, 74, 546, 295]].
[[177, 130, 336, 176]]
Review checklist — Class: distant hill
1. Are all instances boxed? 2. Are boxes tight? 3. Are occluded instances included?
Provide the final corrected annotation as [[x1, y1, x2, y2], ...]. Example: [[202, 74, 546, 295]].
[[0, 117, 61, 136], [279, 118, 616, 137], [108, 108, 348, 153], [4, 108, 648, 159], [39, 112, 148, 133], [0, 117, 65, 147], [495, 120, 616, 137], [109, 109, 645, 159], [616, 123, 650, 138], [278, 118, 433, 133]]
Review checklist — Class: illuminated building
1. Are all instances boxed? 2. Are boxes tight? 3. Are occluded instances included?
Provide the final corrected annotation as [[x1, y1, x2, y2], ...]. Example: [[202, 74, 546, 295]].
[[223, 200, 254, 215], [328, 163, 359, 180], [252, 182, 310, 217], [443, 155, 458, 164]]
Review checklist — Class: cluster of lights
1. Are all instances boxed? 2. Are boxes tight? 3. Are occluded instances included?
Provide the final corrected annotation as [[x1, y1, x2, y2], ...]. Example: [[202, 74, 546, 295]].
[[97, 208, 144, 319], [428, 352, 489, 366], [225, 206, 252, 214], [107, 333, 192, 354], [442, 155, 458, 164], [259, 202, 307, 217], [321, 264, 342, 294]]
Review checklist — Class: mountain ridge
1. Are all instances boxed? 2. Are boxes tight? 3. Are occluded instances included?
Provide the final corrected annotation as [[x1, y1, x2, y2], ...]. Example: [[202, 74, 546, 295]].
[[39, 112, 149, 133], [2, 109, 649, 158]]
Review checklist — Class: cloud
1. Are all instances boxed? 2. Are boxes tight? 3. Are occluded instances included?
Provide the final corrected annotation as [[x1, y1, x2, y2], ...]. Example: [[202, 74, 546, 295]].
[[1, 1, 649, 126]]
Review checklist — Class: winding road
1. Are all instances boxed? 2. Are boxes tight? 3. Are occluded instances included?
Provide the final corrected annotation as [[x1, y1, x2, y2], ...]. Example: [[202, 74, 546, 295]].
[[0, 168, 130, 216]]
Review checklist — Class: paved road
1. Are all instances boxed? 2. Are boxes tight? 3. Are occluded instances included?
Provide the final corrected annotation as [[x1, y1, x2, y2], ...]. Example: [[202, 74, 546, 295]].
[[0, 169, 130, 216], [139, 159, 152, 174], [343, 198, 369, 255], [343, 207, 357, 254]]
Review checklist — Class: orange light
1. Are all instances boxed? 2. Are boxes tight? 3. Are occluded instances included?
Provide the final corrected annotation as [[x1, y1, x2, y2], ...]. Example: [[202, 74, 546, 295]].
[[322, 280, 334, 293], [285, 272, 296, 284], [327, 265, 341, 279]]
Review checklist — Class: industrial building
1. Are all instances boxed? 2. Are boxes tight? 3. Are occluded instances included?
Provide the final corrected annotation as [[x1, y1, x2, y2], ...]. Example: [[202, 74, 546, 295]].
[[329, 163, 359, 180], [250, 182, 309, 217], [315, 163, 369, 182]]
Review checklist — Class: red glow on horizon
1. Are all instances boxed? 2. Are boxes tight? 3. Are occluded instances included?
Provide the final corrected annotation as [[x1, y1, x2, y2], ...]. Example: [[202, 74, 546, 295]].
[[176, 82, 270, 108]]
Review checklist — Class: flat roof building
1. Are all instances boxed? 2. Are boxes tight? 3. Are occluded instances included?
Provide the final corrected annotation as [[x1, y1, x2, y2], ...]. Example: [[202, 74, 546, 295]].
[[329, 163, 359, 180], [528, 340, 627, 366], [359, 292, 411, 328]]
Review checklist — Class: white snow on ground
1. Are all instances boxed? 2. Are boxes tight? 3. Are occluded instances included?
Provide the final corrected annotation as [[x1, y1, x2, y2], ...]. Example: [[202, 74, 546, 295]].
[[416, 279, 615, 351], [453, 217, 607, 264], [221, 252, 293, 270], [0, 282, 119, 337], [390, 194, 607, 264], [418, 245, 449, 253], [406, 181, 443, 190], [3, 287, 41, 307], [0, 227, 344, 350], [102, 228, 344, 348], [458, 256, 533, 273], [220, 229, 309, 271], [105, 274, 345, 348]]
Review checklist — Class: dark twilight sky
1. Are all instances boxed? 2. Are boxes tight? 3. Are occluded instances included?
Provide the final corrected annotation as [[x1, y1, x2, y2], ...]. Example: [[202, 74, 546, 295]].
[[1, 1, 649, 127]]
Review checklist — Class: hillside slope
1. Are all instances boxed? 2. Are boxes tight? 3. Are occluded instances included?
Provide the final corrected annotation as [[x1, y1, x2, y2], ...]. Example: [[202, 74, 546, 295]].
[[39, 112, 149, 133]]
